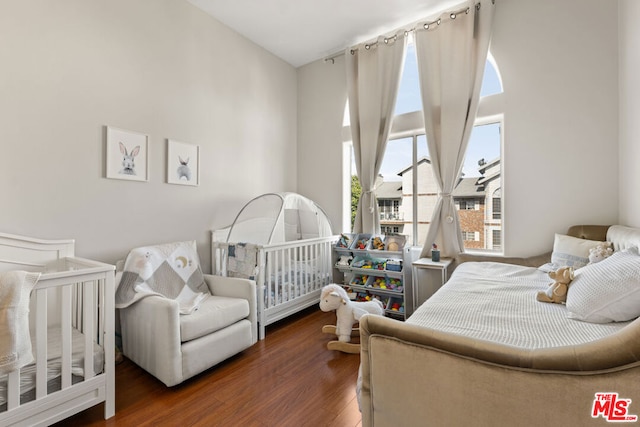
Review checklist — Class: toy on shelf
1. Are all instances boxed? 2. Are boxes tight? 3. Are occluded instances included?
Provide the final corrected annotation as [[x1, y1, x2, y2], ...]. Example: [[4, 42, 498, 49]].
[[336, 255, 352, 267], [350, 275, 368, 286], [387, 298, 405, 313], [353, 236, 370, 250], [384, 234, 406, 252], [352, 256, 385, 270], [385, 259, 402, 272], [370, 277, 388, 289], [336, 233, 351, 249], [371, 236, 385, 250], [387, 278, 403, 292]]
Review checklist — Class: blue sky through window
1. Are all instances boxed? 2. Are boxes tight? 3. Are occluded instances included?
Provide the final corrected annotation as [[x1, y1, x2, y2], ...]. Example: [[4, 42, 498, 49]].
[[379, 42, 503, 180]]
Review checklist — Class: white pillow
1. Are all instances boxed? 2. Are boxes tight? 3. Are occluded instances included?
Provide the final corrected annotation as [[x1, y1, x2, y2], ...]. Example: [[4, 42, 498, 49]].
[[550, 234, 605, 269], [566, 247, 640, 323]]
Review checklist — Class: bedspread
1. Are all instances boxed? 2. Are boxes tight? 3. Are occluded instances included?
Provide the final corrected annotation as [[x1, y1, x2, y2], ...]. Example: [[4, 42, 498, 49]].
[[408, 261, 629, 349]]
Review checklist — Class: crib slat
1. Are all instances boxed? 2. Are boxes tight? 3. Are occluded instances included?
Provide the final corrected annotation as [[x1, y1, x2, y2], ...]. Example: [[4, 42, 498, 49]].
[[6, 370, 19, 410], [304, 244, 310, 292], [97, 279, 105, 347], [61, 284, 72, 389], [83, 281, 95, 380], [35, 288, 48, 399], [273, 251, 278, 307], [286, 247, 292, 302], [257, 249, 266, 340]]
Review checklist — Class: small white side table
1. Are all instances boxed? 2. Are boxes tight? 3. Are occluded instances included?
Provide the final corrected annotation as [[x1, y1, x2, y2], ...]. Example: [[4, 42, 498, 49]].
[[412, 257, 453, 309]]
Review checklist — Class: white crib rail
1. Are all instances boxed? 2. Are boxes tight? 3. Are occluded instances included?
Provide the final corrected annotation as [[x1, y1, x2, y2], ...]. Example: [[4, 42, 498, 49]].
[[0, 257, 115, 426], [212, 235, 337, 340]]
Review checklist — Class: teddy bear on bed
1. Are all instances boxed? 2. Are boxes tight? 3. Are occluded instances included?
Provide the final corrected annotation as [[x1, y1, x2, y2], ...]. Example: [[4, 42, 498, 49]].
[[536, 266, 575, 304], [588, 242, 613, 264]]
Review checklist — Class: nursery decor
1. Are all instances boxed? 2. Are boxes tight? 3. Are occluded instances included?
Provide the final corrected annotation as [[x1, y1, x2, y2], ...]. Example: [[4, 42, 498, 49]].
[[106, 126, 148, 181], [319, 283, 384, 353], [167, 139, 199, 186], [115, 240, 210, 314], [536, 266, 574, 304], [588, 242, 614, 264]]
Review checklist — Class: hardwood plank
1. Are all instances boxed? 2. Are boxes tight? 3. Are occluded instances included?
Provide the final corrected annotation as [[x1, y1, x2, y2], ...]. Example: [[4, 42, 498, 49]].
[[53, 307, 363, 427]]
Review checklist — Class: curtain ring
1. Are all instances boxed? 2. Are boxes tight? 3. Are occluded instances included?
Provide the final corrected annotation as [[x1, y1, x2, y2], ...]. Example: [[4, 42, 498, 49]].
[[450, 13, 456, 19]]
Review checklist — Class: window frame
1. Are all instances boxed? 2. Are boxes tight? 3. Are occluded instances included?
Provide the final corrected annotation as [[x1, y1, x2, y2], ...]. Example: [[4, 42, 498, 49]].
[[343, 49, 505, 253]]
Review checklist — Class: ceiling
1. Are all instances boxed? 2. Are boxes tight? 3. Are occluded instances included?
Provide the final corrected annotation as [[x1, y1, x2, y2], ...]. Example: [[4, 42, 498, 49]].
[[186, 0, 462, 67]]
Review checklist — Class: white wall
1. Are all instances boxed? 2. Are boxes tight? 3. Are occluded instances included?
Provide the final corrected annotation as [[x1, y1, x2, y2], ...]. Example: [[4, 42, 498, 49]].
[[296, 56, 347, 231], [297, 0, 620, 257], [618, 0, 640, 228], [0, 0, 297, 272]]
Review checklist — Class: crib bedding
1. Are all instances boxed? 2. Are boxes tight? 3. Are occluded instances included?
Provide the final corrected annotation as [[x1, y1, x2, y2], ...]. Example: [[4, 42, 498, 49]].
[[408, 261, 630, 349], [0, 326, 104, 408]]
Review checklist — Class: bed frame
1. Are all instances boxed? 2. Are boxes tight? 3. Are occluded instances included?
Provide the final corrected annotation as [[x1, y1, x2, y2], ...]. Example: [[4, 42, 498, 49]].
[[0, 232, 115, 426], [212, 235, 336, 339], [359, 225, 640, 426]]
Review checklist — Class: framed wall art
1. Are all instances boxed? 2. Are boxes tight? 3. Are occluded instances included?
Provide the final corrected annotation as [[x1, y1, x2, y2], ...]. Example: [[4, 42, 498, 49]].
[[167, 139, 199, 186], [106, 126, 149, 182]]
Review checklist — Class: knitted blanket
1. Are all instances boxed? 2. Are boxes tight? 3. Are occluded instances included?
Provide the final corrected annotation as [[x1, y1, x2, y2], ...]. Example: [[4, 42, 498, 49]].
[[115, 241, 210, 314]]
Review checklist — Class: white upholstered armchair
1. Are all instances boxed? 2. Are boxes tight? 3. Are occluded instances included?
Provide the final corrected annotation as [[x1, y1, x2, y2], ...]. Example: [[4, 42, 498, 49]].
[[116, 241, 257, 387], [119, 274, 257, 386]]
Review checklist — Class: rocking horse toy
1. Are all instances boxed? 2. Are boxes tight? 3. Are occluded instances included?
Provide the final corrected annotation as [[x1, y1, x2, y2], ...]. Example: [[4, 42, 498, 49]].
[[319, 284, 385, 354]]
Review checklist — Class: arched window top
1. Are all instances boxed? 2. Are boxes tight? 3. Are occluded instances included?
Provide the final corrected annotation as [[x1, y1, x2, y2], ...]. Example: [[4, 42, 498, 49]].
[[392, 41, 503, 115], [480, 52, 503, 97], [343, 41, 504, 126]]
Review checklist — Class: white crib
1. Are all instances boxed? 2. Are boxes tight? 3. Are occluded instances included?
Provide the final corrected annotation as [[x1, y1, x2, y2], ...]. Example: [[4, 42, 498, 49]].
[[212, 236, 336, 340], [0, 232, 115, 426]]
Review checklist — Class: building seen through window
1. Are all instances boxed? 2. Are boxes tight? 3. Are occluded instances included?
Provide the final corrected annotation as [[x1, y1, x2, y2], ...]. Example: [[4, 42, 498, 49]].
[[348, 39, 504, 253]]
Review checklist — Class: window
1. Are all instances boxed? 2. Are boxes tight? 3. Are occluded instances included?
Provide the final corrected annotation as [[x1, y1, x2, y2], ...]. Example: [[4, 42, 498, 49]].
[[492, 230, 502, 250], [458, 200, 477, 210], [378, 199, 400, 220], [492, 190, 502, 220], [346, 37, 504, 252], [462, 231, 479, 241]]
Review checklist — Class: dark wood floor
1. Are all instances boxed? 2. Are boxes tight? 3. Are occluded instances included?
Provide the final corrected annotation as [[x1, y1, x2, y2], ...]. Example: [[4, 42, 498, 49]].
[[54, 307, 363, 427]]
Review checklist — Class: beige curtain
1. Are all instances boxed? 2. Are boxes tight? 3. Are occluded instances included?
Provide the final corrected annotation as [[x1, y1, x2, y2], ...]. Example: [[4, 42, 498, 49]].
[[346, 31, 407, 234], [416, 1, 496, 258]]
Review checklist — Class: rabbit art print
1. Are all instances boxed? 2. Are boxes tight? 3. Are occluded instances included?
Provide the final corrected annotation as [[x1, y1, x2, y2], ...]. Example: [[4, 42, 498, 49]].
[[119, 142, 140, 175], [177, 156, 192, 181]]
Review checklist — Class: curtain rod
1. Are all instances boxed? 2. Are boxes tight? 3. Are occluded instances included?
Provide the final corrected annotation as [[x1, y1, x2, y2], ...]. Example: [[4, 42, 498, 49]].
[[324, 0, 492, 64]]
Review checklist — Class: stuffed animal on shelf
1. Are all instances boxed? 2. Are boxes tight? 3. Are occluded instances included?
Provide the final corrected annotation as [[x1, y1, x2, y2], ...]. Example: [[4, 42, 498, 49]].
[[319, 284, 384, 353], [336, 255, 352, 266], [588, 242, 613, 264], [536, 266, 575, 304]]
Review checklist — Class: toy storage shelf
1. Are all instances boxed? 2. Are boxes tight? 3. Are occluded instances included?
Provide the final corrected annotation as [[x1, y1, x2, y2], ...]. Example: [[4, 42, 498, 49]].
[[332, 233, 412, 320]]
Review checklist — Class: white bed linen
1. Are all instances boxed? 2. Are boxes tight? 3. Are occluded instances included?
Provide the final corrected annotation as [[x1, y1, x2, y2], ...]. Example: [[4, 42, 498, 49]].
[[0, 326, 104, 407], [408, 262, 630, 349]]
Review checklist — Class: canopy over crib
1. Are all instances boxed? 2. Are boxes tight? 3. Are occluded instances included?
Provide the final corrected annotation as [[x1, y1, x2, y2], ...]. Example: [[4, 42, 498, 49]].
[[223, 192, 333, 245]]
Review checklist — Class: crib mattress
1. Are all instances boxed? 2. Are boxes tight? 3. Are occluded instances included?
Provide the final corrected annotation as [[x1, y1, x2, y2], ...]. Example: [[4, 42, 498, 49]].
[[408, 261, 631, 349], [0, 326, 104, 407]]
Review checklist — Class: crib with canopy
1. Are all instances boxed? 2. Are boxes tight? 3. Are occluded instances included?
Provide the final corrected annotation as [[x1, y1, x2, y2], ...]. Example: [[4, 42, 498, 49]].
[[212, 193, 336, 339]]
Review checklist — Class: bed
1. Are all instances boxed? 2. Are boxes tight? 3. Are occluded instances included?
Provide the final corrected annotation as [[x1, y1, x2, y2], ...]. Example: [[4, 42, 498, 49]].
[[212, 192, 336, 339], [0, 232, 115, 426], [358, 224, 640, 426]]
